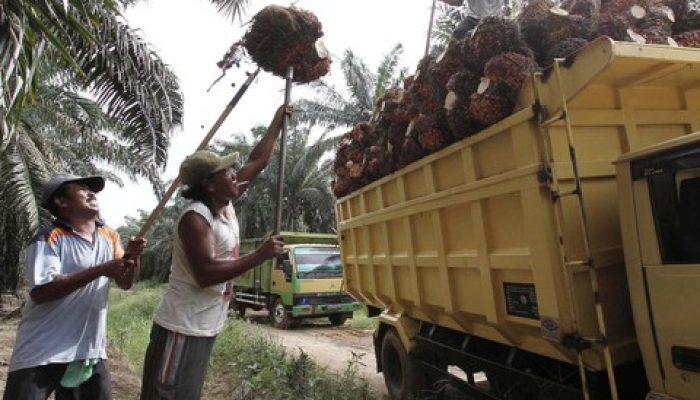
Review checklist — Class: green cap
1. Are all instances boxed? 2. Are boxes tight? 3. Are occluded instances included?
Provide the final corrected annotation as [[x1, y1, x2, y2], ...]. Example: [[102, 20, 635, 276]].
[[179, 150, 239, 186]]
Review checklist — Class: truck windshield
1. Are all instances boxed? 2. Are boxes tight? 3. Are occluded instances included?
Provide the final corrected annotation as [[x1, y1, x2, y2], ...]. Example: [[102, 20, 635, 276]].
[[293, 247, 342, 278]]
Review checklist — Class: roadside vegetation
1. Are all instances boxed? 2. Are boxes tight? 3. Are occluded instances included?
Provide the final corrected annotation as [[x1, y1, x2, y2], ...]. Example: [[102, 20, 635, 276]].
[[107, 282, 377, 400]]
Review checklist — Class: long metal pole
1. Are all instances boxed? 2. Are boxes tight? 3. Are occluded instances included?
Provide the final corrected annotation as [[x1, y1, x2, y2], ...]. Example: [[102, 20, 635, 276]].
[[425, 0, 438, 56], [273, 66, 294, 235], [135, 68, 260, 239]]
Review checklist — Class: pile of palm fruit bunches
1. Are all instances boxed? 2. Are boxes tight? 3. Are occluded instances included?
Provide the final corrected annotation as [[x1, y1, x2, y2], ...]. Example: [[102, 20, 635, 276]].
[[331, 0, 700, 198], [217, 5, 331, 83]]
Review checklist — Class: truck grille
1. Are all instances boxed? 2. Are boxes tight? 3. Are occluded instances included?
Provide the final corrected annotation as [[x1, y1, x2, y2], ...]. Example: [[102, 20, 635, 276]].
[[294, 294, 355, 306]]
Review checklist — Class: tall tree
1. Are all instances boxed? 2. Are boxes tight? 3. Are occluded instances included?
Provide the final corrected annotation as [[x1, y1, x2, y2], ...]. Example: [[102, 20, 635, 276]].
[[0, 1, 184, 291], [214, 121, 339, 238], [295, 44, 408, 129]]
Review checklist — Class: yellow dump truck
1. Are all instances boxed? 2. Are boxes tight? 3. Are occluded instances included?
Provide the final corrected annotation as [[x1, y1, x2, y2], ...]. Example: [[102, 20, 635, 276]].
[[336, 38, 700, 399]]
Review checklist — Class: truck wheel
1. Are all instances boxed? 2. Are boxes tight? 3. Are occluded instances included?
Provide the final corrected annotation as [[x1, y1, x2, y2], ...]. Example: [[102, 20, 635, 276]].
[[328, 313, 348, 326], [381, 329, 425, 399], [235, 302, 246, 319], [269, 298, 293, 329]]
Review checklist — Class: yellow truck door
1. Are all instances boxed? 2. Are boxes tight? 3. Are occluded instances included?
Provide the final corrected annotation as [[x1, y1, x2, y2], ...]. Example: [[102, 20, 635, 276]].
[[625, 138, 700, 399]]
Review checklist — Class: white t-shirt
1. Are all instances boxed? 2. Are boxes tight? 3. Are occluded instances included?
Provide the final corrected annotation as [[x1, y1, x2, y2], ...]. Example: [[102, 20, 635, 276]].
[[154, 202, 240, 337]]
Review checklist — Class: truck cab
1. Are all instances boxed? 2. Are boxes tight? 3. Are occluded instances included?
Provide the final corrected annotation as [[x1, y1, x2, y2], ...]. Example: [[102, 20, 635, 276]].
[[617, 133, 700, 400], [233, 232, 362, 329]]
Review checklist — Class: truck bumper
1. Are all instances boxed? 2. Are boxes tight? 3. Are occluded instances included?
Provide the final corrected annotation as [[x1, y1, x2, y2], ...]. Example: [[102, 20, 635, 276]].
[[291, 302, 362, 317]]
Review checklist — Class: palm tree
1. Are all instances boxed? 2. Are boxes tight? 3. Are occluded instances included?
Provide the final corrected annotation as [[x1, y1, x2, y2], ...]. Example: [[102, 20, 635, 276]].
[[0, 2, 186, 291], [214, 121, 338, 238], [295, 44, 408, 130]]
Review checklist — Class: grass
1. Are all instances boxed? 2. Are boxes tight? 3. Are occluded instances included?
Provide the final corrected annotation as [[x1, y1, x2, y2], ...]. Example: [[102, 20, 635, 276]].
[[107, 282, 378, 399], [348, 305, 379, 330]]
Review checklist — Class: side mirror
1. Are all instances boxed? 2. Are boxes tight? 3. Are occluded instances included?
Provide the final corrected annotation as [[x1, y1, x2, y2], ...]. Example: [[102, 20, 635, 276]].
[[278, 255, 292, 281]]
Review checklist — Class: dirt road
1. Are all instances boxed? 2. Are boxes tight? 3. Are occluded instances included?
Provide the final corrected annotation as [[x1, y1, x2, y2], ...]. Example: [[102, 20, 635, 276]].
[[245, 311, 389, 398]]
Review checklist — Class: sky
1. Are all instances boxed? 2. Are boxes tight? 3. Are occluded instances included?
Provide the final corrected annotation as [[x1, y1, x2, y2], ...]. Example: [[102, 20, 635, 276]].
[[100, 0, 438, 228]]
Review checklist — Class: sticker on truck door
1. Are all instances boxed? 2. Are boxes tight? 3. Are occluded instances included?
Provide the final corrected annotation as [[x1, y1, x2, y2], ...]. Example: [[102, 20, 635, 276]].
[[503, 282, 539, 320]]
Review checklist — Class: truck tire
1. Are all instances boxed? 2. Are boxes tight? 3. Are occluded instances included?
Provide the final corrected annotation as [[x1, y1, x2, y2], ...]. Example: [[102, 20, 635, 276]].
[[328, 313, 349, 326], [381, 329, 425, 400], [269, 298, 294, 329], [235, 302, 246, 319]]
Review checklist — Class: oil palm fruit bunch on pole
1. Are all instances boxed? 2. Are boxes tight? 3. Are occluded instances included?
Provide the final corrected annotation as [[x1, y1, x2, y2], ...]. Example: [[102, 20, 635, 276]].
[[217, 5, 331, 83], [243, 5, 331, 83]]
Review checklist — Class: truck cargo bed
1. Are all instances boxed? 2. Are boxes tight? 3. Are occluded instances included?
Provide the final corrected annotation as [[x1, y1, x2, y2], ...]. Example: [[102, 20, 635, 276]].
[[336, 38, 700, 371]]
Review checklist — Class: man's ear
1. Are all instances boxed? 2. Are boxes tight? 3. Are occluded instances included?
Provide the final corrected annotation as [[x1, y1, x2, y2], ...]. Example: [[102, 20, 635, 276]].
[[202, 177, 215, 193], [53, 195, 69, 210]]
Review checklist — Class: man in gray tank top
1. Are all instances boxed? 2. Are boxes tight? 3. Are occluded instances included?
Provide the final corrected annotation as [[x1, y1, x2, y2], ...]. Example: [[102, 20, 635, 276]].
[[139, 105, 290, 400]]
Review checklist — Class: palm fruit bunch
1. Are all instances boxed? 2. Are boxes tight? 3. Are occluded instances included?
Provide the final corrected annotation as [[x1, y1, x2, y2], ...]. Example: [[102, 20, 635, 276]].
[[446, 94, 483, 140], [446, 69, 481, 97], [674, 9, 700, 34], [545, 37, 590, 65], [243, 5, 330, 83], [634, 6, 676, 44], [430, 38, 469, 88], [521, 6, 591, 66], [674, 30, 700, 46], [333, 130, 365, 197], [397, 121, 427, 169], [469, 83, 517, 127], [404, 56, 445, 115], [591, 13, 631, 40], [365, 141, 392, 180], [484, 52, 539, 91], [469, 17, 527, 65], [564, 0, 597, 18], [410, 113, 453, 153]]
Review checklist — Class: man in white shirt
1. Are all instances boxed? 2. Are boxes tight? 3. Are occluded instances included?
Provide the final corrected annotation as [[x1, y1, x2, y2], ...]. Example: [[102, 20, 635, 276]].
[[452, 0, 511, 39]]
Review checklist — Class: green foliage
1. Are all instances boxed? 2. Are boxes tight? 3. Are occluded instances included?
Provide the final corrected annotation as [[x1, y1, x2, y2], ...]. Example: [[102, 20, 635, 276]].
[[208, 323, 374, 400], [117, 194, 186, 282], [107, 283, 377, 400], [295, 45, 408, 130], [213, 120, 339, 238], [107, 282, 165, 366], [0, 1, 184, 292]]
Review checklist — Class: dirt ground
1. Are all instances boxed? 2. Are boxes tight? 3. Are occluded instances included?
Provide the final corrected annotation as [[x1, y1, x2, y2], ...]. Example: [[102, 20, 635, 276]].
[[0, 299, 388, 399], [245, 311, 389, 398]]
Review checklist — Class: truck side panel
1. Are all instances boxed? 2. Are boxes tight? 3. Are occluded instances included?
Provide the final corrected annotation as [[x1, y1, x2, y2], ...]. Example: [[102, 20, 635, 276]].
[[338, 39, 700, 372]]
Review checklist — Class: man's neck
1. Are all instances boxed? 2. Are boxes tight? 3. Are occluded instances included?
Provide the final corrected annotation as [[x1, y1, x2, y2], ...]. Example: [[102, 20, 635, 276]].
[[60, 213, 98, 240], [207, 197, 229, 217]]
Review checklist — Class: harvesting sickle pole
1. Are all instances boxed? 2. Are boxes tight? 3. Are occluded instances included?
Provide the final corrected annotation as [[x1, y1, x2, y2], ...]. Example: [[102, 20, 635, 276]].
[[126, 68, 261, 254], [273, 66, 294, 235]]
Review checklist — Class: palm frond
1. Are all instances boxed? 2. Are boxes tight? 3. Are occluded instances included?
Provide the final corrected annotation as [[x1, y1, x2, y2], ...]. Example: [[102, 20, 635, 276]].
[[341, 50, 375, 112], [374, 43, 404, 101], [208, 0, 249, 22], [67, 11, 183, 167]]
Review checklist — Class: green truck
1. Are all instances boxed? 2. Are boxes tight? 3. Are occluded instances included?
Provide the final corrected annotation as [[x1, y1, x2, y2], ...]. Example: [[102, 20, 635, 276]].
[[233, 231, 362, 329]]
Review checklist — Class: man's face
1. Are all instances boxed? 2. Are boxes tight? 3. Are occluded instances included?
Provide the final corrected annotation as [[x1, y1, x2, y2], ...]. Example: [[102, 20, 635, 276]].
[[56, 182, 100, 216], [210, 167, 241, 201]]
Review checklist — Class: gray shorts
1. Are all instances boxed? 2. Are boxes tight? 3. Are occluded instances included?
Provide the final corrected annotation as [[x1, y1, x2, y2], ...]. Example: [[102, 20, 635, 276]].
[[140, 323, 217, 400]]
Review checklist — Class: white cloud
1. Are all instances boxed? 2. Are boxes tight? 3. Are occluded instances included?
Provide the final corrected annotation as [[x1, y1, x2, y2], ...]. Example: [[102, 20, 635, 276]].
[[100, 0, 435, 228]]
